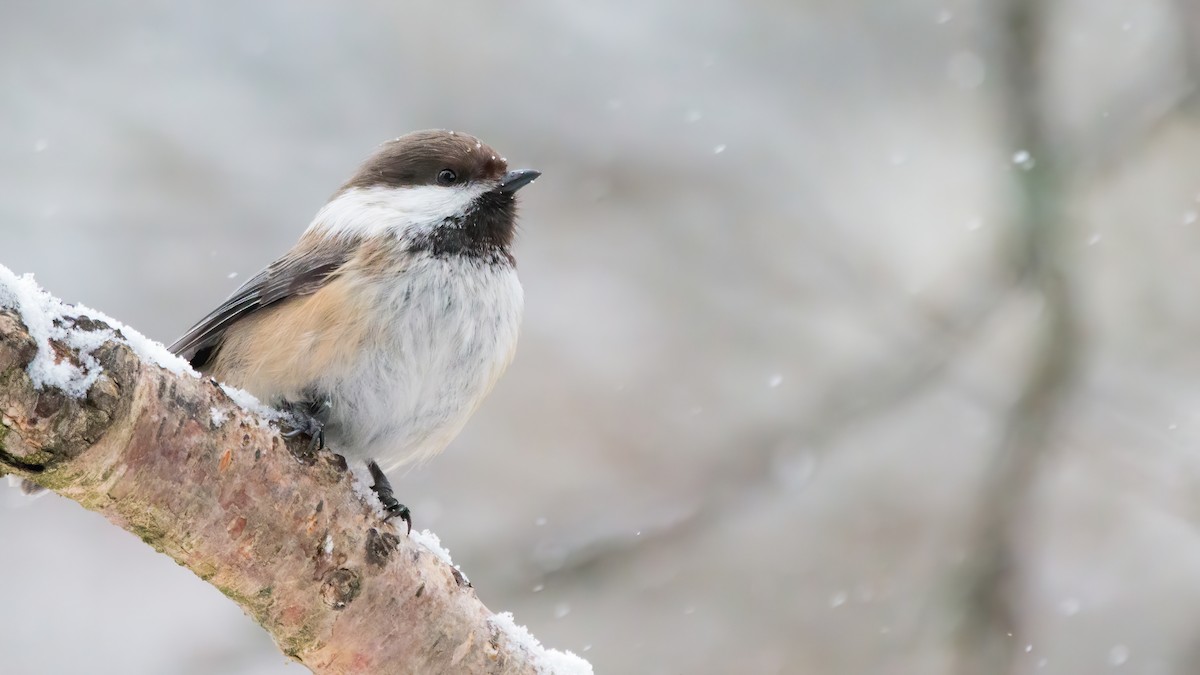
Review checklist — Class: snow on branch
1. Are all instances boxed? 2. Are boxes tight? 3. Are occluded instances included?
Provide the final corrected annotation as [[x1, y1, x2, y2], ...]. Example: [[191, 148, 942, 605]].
[[0, 264, 590, 675]]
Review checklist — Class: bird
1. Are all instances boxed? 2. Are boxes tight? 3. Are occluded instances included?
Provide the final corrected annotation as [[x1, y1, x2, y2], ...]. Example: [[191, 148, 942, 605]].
[[169, 130, 539, 531]]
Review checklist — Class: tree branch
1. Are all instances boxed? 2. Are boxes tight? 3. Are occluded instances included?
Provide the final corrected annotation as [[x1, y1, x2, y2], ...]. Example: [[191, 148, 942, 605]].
[[0, 268, 589, 675], [950, 1, 1081, 673]]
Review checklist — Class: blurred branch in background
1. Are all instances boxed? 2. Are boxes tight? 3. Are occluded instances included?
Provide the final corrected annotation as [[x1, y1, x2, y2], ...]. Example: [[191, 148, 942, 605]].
[[951, 1, 1081, 674], [541, 282, 1014, 582], [1176, 0, 1200, 88]]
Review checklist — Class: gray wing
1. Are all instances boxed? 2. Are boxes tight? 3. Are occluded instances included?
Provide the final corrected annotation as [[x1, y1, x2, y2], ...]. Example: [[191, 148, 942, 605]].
[[169, 245, 352, 369]]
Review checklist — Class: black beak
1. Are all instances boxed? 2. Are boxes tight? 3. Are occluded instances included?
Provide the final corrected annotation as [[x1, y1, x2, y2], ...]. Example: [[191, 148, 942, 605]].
[[498, 169, 541, 193]]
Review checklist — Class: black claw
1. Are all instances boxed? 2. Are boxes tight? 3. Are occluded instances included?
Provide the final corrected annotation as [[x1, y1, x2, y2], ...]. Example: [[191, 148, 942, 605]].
[[368, 460, 412, 534], [383, 503, 413, 534], [280, 396, 332, 451]]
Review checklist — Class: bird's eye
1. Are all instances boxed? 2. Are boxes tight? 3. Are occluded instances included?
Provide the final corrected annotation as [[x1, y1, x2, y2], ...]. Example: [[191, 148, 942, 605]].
[[437, 169, 458, 185]]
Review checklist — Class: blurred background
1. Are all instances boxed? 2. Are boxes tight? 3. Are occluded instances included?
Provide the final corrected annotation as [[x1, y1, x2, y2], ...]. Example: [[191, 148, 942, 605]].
[[4, 0, 1200, 673]]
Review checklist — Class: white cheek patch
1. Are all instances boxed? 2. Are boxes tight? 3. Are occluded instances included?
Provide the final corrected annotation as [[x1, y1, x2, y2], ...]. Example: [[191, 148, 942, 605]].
[[307, 184, 490, 239]]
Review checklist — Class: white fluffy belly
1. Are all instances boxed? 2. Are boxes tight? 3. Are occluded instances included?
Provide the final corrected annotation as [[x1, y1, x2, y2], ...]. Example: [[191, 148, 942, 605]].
[[320, 255, 522, 470]]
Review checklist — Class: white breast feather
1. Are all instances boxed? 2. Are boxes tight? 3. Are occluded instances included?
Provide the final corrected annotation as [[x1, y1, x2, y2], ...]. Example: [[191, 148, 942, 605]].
[[319, 253, 523, 471]]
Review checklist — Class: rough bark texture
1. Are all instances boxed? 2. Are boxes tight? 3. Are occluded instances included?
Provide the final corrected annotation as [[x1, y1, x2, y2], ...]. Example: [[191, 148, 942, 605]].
[[0, 307, 544, 675]]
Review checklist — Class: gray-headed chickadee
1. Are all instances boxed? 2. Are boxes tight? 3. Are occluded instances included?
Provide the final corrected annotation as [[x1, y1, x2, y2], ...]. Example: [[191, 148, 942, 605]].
[[169, 130, 539, 530]]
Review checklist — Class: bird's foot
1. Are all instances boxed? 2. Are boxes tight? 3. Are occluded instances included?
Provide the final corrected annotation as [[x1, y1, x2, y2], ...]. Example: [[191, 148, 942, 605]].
[[19, 479, 45, 496], [368, 460, 412, 534], [280, 396, 332, 454]]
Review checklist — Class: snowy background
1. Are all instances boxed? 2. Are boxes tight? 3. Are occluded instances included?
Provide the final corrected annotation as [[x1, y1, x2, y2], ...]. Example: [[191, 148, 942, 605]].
[[4, 0, 1200, 673]]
